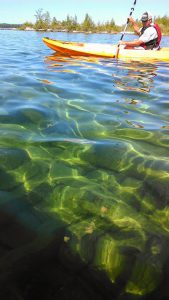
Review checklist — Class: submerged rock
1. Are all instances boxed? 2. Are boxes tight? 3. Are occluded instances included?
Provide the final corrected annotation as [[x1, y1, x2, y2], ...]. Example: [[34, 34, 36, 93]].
[[0, 147, 30, 170]]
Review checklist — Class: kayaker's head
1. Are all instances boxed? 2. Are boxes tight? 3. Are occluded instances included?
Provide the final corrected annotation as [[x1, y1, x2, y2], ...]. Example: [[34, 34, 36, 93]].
[[141, 11, 153, 27]]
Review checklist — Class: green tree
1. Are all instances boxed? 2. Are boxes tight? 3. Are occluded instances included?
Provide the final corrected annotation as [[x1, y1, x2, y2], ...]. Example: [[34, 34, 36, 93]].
[[62, 15, 78, 31], [51, 17, 62, 30], [155, 15, 169, 34], [34, 8, 44, 30], [44, 11, 51, 29], [34, 8, 51, 30], [81, 13, 95, 32], [19, 21, 34, 30], [0, 23, 21, 28], [65, 15, 72, 31]]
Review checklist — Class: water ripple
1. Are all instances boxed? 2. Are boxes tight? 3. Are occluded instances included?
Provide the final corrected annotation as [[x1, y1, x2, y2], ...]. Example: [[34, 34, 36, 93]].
[[0, 30, 169, 299]]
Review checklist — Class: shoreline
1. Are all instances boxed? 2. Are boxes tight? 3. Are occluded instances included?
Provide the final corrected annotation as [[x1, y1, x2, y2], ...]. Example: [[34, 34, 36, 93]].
[[0, 28, 168, 36]]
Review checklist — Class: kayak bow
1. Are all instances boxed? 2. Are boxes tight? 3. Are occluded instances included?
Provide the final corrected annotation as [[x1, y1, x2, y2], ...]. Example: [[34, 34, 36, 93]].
[[43, 38, 169, 61]]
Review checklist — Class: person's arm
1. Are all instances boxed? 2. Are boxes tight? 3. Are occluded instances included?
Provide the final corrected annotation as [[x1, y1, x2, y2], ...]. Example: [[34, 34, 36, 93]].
[[120, 39, 143, 47], [128, 17, 140, 35]]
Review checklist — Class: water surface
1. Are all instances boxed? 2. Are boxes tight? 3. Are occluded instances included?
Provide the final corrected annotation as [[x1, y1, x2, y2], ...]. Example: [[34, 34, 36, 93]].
[[0, 30, 169, 300]]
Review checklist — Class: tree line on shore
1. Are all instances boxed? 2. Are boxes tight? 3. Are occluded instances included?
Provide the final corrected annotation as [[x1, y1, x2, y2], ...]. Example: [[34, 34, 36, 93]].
[[20, 9, 120, 33], [1, 9, 169, 34], [0, 23, 21, 28]]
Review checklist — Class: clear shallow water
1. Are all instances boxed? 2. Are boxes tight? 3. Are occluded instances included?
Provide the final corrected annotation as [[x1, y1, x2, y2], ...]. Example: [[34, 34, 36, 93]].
[[0, 30, 169, 299]]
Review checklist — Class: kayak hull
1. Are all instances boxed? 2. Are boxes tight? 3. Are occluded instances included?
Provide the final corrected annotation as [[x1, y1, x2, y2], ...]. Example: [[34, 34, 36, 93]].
[[43, 38, 169, 61]]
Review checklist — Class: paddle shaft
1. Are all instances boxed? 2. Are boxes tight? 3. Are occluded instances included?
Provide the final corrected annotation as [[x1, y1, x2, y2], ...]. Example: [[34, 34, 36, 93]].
[[116, 0, 137, 58]]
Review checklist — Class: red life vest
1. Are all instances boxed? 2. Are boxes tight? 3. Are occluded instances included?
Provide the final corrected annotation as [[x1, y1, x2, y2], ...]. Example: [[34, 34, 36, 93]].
[[140, 23, 162, 50]]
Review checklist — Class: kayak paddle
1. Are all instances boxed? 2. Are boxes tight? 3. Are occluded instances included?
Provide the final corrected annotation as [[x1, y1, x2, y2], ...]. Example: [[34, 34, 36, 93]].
[[115, 0, 137, 58]]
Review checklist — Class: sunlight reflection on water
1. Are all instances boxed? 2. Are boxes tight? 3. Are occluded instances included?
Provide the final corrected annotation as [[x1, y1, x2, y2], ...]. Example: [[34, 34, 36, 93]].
[[0, 30, 169, 299]]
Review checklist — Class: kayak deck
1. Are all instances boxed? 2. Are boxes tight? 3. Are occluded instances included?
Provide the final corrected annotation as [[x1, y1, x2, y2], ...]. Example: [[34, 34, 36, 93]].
[[43, 38, 169, 61]]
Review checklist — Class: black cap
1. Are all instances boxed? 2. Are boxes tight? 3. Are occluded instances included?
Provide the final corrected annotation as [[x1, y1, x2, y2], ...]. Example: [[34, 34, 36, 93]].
[[141, 12, 152, 22]]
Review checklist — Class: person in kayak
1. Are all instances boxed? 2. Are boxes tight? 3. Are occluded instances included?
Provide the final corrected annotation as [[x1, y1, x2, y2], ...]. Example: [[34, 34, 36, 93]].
[[120, 11, 162, 50]]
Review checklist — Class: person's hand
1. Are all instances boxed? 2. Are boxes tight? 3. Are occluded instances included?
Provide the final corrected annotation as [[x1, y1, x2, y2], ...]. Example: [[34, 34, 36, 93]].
[[127, 17, 135, 24], [119, 41, 126, 45]]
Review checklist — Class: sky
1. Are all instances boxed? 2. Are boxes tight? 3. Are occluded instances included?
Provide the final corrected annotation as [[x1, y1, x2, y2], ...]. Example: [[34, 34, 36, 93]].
[[0, 0, 168, 25]]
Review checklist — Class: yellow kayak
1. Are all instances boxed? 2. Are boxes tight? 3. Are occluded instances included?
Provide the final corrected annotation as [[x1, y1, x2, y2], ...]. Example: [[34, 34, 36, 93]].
[[43, 37, 169, 61]]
